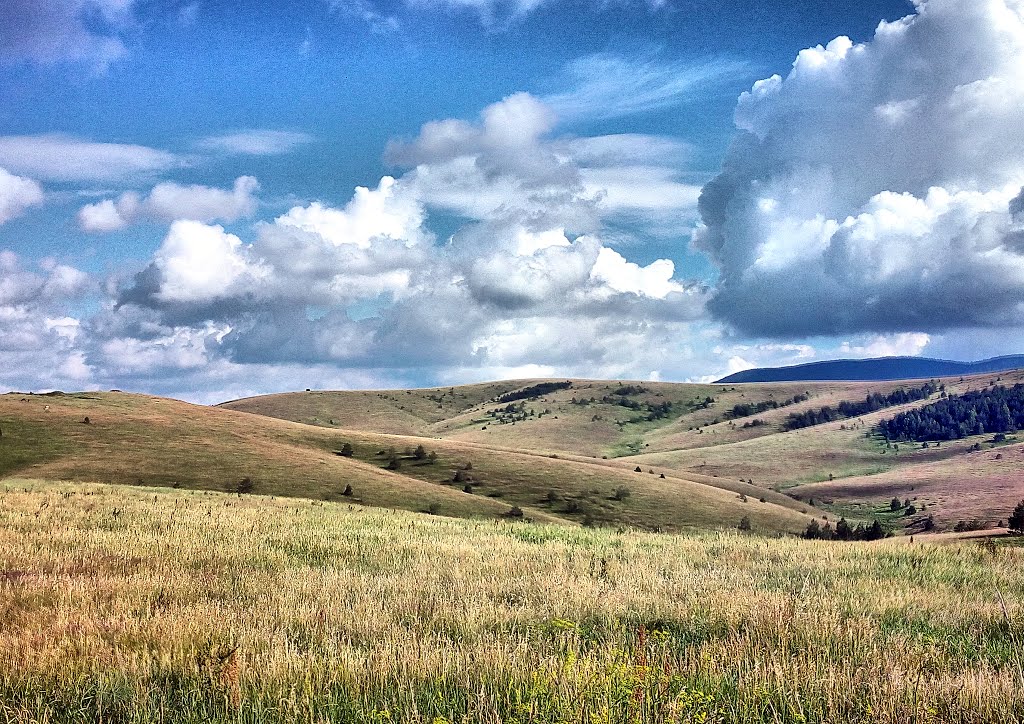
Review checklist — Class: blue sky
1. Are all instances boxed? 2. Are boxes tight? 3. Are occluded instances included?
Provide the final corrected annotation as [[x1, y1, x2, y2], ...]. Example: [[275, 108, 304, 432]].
[[1, 0, 1023, 401]]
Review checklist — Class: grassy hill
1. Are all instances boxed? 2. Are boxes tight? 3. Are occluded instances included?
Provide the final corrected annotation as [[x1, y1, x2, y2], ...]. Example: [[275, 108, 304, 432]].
[[222, 370, 1024, 531], [3, 480, 1023, 723], [0, 390, 813, 534]]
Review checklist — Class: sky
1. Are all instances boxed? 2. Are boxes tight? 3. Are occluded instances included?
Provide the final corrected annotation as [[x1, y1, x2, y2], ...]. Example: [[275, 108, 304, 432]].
[[1, 0, 1023, 402]]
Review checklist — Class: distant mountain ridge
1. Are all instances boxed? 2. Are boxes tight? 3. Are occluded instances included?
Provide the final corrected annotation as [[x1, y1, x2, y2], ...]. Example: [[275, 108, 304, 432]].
[[716, 355, 1024, 383]]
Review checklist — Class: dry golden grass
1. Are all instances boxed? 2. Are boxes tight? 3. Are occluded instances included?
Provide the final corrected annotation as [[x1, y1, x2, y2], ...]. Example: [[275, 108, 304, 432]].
[[221, 372, 1024, 531], [2, 480, 1024, 723], [0, 391, 812, 534]]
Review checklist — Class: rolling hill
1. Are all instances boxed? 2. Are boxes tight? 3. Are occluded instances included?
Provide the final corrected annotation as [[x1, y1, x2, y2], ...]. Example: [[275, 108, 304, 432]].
[[715, 354, 1024, 383], [222, 369, 1024, 531], [0, 390, 814, 534]]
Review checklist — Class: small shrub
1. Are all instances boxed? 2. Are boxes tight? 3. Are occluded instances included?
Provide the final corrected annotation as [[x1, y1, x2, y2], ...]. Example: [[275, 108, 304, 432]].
[[339, 442, 354, 457], [506, 506, 524, 518], [738, 515, 752, 532], [463, 484, 473, 494], [342, 484, 353, 497], [1009, 499, 1024, 533], [413, 445, 427, 461], [235, 477, 255, 495], [427, 503, 441, 515], [612, 486, 631, 501]]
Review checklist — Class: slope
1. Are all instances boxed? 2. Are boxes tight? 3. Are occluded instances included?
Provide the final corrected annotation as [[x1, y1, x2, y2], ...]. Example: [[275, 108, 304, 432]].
[[0, 391, 812, 534]]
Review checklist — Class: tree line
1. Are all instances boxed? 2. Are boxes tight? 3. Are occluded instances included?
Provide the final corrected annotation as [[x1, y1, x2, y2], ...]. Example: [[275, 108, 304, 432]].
[[878, 383, 1024, 441], [728, 393, 809, 420], [494, 381, 572, 404], [783, 382, 940, 431]]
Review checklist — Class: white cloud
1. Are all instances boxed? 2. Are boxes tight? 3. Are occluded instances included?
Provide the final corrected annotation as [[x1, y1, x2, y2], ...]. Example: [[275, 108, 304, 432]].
[[0, 135, 178, 183], [197, 130, 315, 156], [0, 252, 95, 392], [0, 0, 136, 71], [545, 53, 749, 121], [275, 176, 425, 249], [699, 0, 1024, 336], [590, 247, 684, 299], [839, 333, 932, 358], [153, 221, 267, 303], [404, 0, 665, 27], [77, 198, 128, 233], [0, 167, 44, 224], [78, 176, 260, 232], [106, 94, 705, 384]]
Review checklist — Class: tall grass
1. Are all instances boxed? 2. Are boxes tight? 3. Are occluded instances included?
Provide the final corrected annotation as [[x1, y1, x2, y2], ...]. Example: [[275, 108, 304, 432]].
[[1, 480, 1022, 723]]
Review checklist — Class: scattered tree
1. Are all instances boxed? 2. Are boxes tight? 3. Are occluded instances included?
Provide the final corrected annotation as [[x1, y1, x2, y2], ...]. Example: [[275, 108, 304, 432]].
[[339, 442, 354, 457], [342, 484, 353, 497], [1008, 499, 1024, 533]]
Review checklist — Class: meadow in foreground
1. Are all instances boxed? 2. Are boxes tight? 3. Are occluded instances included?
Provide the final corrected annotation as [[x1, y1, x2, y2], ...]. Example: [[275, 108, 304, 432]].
[[2, 480, 1023, 723]]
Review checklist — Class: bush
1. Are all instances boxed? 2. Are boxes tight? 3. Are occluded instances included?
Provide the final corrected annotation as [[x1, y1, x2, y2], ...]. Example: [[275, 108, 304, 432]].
[[506, 506, 524, 518], [339, 442, 354, 457], [546, 490, 561, 504], [1008, 500, 1024, 533], [413, 445, 427, 461], [738, 516, 752, 532], [235, 477, 255, 495], [612, 486, 631, 501], [463, 484, 473, 494], [890, 497, 902, 512], [342, 484, 353, 497], [386, 455, 402, 471], [427, 503, 441, 515]]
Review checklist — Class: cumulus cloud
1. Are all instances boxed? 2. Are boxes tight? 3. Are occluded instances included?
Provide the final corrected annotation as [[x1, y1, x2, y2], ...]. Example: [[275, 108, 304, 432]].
[[78, 176, 260, 232], [0, 168, 44, 224], [0, 251, 95, 391], [104, 92, 706, 386], [0, 135, 179, 183], [197, 130, 315, 156], [698, 0, 1024, 337], [275, 176, 425, 249]]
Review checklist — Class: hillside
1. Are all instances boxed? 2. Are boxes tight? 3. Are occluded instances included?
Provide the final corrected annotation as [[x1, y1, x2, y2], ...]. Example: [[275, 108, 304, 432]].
[[715, 354, 1024, 383], [0, 390, 812, 534], [223, 370, 1024, 531]]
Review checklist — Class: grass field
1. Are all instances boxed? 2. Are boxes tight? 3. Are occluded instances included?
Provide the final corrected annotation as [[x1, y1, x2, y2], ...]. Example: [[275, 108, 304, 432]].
[[222, 371, 1024, 532], [3, 481, 1024, 723], [0, 391, 814, 534]]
